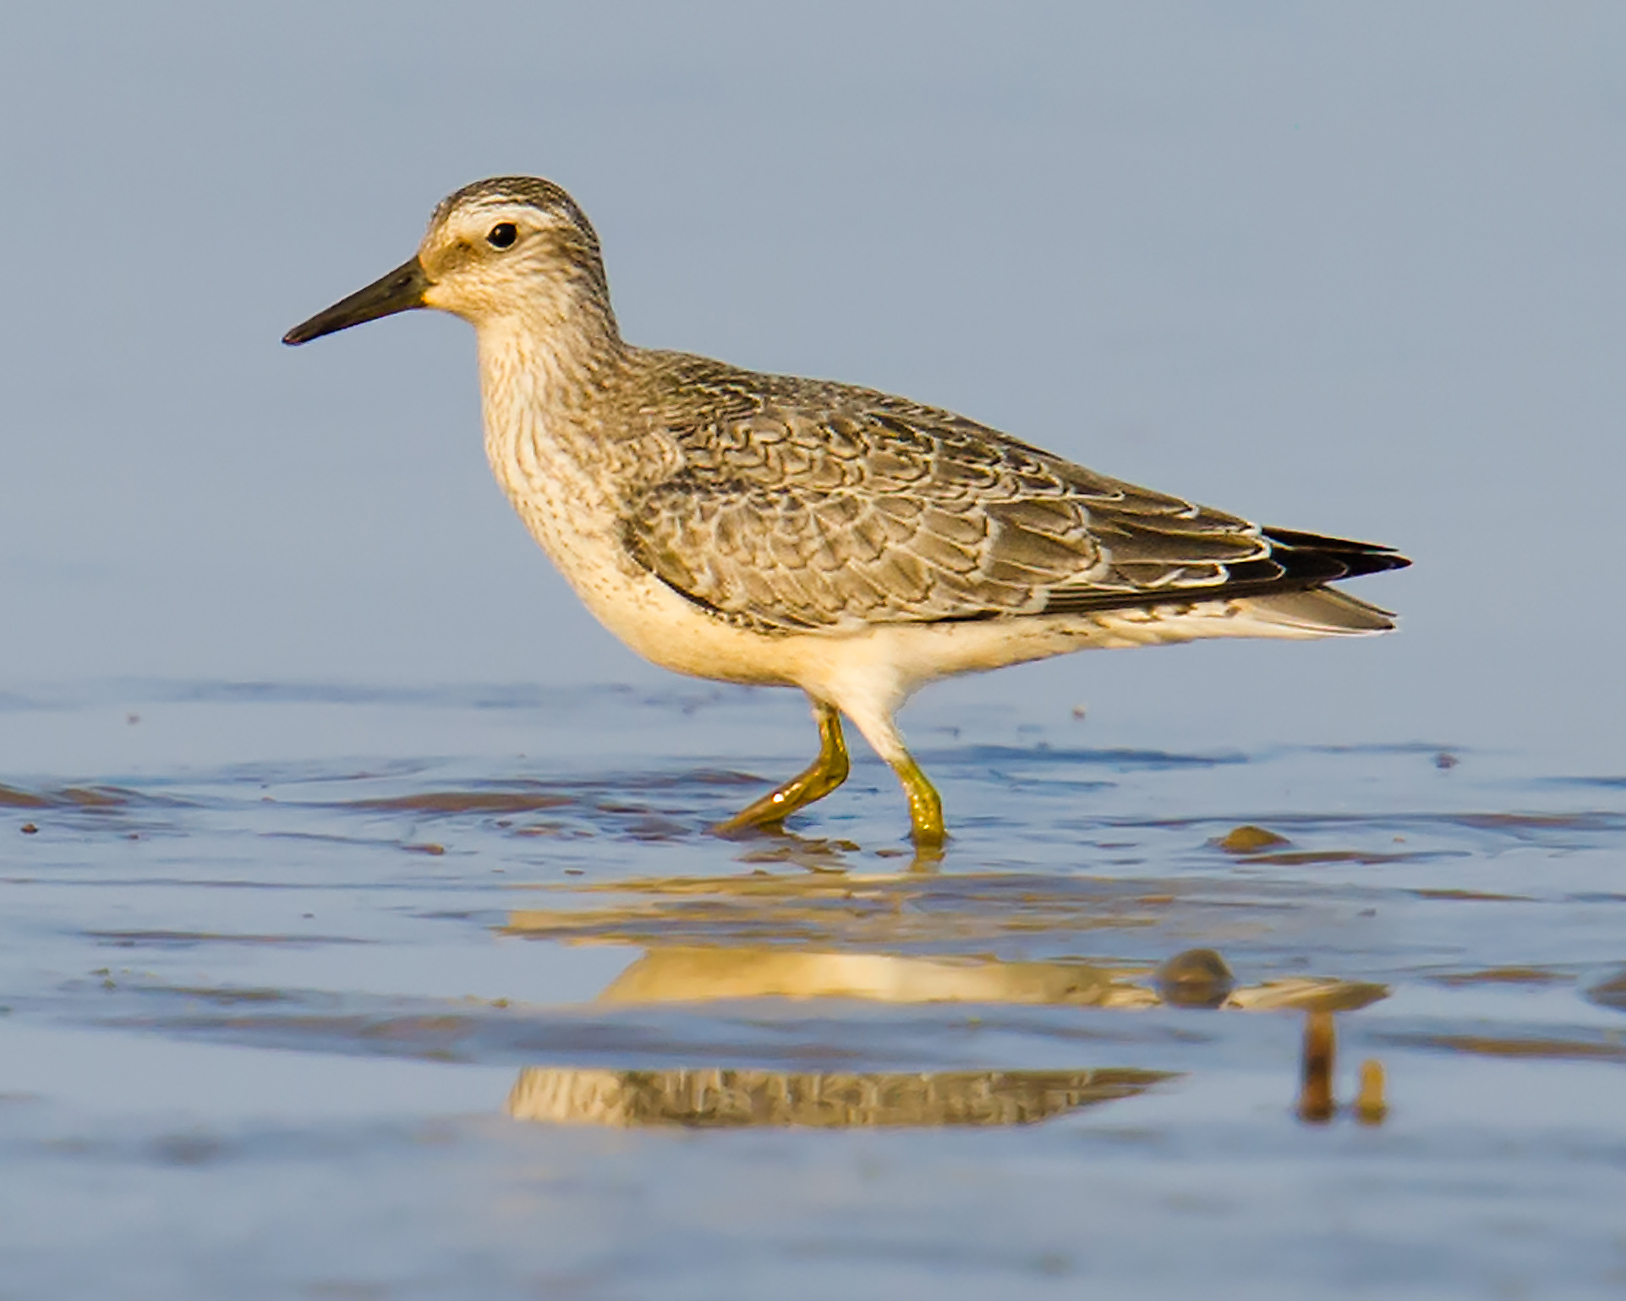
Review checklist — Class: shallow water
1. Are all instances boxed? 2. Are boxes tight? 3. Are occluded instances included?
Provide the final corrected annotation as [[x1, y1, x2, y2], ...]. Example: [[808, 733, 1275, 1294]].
[[3, 684, 1625, 1298]]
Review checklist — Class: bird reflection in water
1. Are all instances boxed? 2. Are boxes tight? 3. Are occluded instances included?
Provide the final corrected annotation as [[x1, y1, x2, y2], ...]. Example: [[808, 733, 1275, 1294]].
[[501, 881, 1390, 1128], [505, 926, 1388, 1016], [507, 1065, 1168, 1129]]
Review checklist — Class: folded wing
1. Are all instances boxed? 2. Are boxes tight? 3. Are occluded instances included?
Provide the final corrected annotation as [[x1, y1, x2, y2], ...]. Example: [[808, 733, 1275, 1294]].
[[623, 366, 1407, 633]]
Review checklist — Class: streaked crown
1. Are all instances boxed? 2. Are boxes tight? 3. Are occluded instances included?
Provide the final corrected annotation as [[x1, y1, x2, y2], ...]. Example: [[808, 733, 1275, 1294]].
[[418, 175, 615, 331]]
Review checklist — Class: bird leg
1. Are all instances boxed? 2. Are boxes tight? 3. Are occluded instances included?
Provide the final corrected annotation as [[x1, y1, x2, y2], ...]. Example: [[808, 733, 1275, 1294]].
[[838, 704, 948, 853], [889, 753, 946, 852], [713, 701, 850, 836]]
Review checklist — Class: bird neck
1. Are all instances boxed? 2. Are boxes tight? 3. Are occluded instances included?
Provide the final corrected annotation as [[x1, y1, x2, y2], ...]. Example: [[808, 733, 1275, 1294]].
[[475, 294, 627, 422], [474, 291, 641, 554]]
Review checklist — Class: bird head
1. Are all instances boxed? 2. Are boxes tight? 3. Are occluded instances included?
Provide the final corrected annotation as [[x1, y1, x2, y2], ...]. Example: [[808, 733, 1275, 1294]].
[[283, 176, 615, 346]]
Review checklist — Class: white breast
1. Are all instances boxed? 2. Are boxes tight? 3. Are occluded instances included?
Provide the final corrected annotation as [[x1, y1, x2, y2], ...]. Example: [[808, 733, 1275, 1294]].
[[476, 330, 799, 686]]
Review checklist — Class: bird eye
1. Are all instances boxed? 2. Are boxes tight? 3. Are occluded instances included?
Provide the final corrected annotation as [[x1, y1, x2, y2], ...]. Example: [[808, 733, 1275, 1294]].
[[486, 222, 518, 249]]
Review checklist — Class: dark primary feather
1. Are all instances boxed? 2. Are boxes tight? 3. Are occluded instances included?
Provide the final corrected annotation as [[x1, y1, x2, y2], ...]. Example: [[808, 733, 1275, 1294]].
[[620, 354, 1408, 632]]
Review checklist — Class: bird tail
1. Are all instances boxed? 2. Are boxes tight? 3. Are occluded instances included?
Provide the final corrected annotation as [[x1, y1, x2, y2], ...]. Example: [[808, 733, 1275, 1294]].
[[1230, 586, 1398, 634]]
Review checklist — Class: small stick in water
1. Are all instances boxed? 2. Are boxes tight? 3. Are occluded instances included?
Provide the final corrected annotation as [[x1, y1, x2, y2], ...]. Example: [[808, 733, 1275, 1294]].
[[1354, 1059, 1388, 1125], [1297, 1009, 1336, 1123]]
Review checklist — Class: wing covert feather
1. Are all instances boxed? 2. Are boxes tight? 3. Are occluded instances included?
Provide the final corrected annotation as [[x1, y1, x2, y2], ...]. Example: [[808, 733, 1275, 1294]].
[[621, 364, 1391, 632]]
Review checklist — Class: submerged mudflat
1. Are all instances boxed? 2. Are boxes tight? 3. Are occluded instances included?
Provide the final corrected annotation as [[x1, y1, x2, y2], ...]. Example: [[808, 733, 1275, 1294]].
[[2, 684, 1623, 1298]]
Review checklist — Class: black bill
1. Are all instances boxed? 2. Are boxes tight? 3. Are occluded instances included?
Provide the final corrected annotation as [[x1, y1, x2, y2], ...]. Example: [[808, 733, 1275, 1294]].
[[282, 256, 431, 345]]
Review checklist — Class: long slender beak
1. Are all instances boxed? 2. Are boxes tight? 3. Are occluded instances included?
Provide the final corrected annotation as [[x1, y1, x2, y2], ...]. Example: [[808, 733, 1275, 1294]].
[[282, 256, 431, 345]]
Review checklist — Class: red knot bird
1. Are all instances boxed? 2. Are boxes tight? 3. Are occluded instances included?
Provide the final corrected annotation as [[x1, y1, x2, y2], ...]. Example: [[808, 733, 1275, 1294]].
[[284, 176, 1409, 854]]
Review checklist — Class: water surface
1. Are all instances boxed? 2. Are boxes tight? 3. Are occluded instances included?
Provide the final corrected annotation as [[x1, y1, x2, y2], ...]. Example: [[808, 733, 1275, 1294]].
[[3, 683, 1624, 1298]]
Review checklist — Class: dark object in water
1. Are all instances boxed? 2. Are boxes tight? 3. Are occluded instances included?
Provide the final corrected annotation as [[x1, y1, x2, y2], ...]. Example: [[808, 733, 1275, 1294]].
[[1217, 824, 1291, 853], [1155, 948, 1237, 1008]]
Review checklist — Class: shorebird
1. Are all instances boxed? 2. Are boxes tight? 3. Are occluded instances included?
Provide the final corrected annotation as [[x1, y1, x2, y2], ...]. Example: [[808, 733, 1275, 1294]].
[[284, 177, 1408, 852]]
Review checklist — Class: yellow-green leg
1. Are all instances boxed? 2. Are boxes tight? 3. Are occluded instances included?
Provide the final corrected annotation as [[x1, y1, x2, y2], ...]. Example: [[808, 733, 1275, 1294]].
[[890, 754, 945, 852], [713, 700, 850, 836], [838, 704, 949, 856]]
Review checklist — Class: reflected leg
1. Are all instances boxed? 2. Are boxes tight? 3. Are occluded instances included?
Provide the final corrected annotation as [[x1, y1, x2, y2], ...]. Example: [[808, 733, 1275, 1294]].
[[713, 699, 850, 836]]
